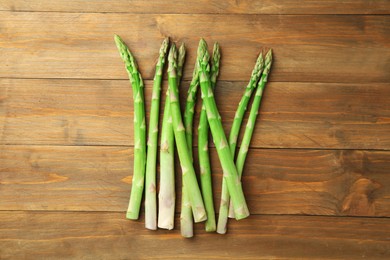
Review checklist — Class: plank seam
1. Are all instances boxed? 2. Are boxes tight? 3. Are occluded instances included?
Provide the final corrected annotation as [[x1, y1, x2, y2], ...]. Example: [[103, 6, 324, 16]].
[[1, 10, 389, 15], [1, 77, 390, 85]]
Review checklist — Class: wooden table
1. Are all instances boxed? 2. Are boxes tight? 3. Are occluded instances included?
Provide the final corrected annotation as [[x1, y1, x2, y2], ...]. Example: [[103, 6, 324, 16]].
[[1, 1, 389, 259]]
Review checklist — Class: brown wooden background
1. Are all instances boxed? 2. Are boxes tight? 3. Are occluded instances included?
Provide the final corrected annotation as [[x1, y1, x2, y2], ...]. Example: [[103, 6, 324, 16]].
[[1, 1, 389, 259]]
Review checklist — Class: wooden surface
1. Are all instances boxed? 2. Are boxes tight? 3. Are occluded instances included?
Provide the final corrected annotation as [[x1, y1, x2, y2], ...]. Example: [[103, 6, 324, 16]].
[[0, 1, 389, 259]]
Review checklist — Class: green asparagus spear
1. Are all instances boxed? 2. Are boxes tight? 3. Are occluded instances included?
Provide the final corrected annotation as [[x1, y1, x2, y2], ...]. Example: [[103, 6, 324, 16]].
[[217, 52, 264, 234], [158, 91, 175, 230], [157, 45, 176, 231], [145, 37, 169, 230], [114, 35, 146, 220], [180, 44, 197, 238], [158, 43, 186, 230], [228, 49, 272, 219], [197, 39, 249, 221], [198, 42, 220, 232], [229, 53, 264, 156], [168, 44, 207, 223]]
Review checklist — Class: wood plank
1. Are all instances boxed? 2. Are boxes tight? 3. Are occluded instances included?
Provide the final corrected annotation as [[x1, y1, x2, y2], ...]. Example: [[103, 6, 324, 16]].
[[1, 0, 389, 14], [0, 211, 389, 259], [1, 145, 389, 217], [1, 78, 389, 149], [1, 13, 389, 82]]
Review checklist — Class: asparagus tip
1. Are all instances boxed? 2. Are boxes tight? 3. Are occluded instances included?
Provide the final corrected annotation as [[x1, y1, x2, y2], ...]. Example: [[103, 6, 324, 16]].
[[199, 38, 207, 46], [265, 49, 273, 64], [178, 42, 186, 65], [212, 42, 221, 62], [197, 39, 210, 67], [159, 37, 170, 59], [257, 52, 264, 65], [251, 52, 264, 79], [198, 39, 208, 54], [114, 34, 125, 47], [210, 42, 221, 84], [261, 49, 273, 79], [168, 43, 178, 75], [213, 41, 219, 50]]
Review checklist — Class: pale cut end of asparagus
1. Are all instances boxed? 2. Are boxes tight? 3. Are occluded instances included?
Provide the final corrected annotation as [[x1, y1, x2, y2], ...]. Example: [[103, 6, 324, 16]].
[[158, 192, 175, 230]]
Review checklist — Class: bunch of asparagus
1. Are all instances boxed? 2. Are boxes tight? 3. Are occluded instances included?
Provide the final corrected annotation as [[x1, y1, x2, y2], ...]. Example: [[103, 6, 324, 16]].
[[115, 35, 272, 237]]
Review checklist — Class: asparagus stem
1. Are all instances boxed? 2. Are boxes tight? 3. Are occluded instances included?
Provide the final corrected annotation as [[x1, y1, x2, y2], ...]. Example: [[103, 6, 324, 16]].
[[217, 52, 264, 234], [179, 43, 197, 238], [184, 56, 200, 151], [114, 35, 147, 220], [228, 49, 273, 218], [198, 42, 220, 232], [157, 43, 176, 231], [145, 37, 169, 230], [157, 91, 175, 230], [168, 44, 207, 223], [158, 44, 185, 230], [197, 39, 249, 221]]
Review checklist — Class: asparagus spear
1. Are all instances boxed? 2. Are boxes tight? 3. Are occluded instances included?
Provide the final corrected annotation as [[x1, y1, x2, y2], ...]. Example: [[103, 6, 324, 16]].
[[198, 42, 220, 232], [168, 43, 207, 223], [114, 35, 146, 220], [157, 91, 175, 230], [229, 53, 265, 156], [158, 43, 185, 230], [217, 52, 264, 234], [197, 39, 249, 221], [181, 45, 198, 238], [228, 49, 273, 219], [145, 37, 169, 230]]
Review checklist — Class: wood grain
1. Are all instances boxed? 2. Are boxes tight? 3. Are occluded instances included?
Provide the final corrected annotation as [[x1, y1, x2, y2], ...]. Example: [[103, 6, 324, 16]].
[[1, 78, 389, 149], [1, 0, 389, 14], [0, 211, 389, 259], [1, 13, 389, 82], [1, 1, 389, 258], [1, 145, 389, 216]]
